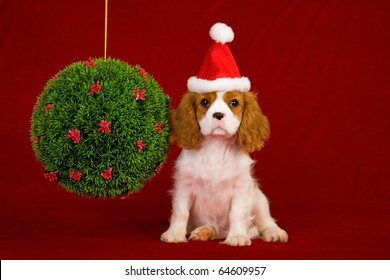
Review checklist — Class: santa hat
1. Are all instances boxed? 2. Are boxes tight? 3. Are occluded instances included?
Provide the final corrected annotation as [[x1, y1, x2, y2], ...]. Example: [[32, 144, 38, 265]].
[[187, 22, 251, 93]]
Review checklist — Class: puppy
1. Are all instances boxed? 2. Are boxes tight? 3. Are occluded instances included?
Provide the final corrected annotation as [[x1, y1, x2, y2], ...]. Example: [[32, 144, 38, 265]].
[[161, 90, 288, 246]]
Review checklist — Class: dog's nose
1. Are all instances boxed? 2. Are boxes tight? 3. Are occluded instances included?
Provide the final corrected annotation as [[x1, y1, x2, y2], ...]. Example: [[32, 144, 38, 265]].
[[213, 112, 225, 120]]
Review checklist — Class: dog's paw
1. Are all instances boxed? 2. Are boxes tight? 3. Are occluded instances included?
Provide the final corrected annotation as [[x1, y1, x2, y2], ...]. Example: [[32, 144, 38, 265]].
[[222, 235, 251, 246], [189, 225, 216, 241], [260, 226, 288, 242], [161, 231, 187, 243]]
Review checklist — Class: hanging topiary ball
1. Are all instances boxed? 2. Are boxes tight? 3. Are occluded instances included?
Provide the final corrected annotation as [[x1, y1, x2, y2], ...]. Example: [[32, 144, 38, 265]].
[[31, 58, 170, 198]]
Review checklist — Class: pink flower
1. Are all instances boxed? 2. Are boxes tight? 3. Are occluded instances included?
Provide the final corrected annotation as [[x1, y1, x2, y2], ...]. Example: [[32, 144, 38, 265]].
[[44, 171, 58, 182], [33, 135, 39, 144], [45, 103, 55, 112], [52, 73, 59, 80], [134, 88, 146, 100], [69, 170, 82, 182], [120, 193, 132, 200], [136, 139, 145, 152], [67, 128, 81, 144], [101, 167, 114, 180], [138, 67, 147, 82], [154, 122, 163, 134], [90, 81, 101, 96], [98, 120, 111, 134], [84, 57, 96, 68], [154, 162, 164, 174]]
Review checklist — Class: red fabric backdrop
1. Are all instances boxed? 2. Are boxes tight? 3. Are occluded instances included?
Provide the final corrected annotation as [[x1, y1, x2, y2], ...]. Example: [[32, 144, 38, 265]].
[[1, 0, 389, 259]]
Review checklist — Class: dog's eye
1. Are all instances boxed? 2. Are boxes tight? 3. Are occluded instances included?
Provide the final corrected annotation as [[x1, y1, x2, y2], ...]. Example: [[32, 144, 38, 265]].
[[230, 99, 239, 107], [201, 99, 210, 107]]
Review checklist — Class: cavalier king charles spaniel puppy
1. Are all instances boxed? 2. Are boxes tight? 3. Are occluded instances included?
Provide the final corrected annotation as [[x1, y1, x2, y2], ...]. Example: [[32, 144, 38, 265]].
[[161, 90, 288, 246]]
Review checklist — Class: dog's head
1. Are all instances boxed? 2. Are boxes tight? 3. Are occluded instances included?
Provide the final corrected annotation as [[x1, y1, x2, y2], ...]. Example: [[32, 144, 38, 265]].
[[170, 91, 270, 153]]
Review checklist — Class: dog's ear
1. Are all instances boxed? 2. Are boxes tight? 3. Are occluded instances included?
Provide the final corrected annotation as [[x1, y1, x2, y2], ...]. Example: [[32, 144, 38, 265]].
[[169, 92, 201, 149], [237, 92, 270, 153]]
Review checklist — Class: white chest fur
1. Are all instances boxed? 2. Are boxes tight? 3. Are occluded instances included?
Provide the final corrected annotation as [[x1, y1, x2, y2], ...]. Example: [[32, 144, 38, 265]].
[[176, 138, 253, 183], [174, 137, 255, 230]]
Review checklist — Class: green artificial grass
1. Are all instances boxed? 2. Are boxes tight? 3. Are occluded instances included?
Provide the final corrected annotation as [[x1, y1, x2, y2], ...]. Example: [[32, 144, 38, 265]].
[[31, 58, 170, 198]]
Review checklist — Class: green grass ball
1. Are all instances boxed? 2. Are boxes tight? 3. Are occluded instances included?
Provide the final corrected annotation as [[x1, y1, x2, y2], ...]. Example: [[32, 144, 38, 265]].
[[30, 58, 170, 198]]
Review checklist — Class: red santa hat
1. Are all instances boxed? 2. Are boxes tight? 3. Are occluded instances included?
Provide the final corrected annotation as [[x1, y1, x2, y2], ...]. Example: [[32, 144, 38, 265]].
[[187, 22, 251, 93]]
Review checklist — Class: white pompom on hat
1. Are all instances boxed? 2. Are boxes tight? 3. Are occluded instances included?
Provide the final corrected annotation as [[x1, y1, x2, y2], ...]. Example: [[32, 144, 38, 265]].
[[209, 22, 235, 43], [187, 22, 251, 93]]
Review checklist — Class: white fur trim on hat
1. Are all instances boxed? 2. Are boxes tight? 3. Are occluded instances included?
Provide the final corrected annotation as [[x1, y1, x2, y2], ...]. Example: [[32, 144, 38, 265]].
[[187, 76, 251, 93], [209, 22, 234, 44]]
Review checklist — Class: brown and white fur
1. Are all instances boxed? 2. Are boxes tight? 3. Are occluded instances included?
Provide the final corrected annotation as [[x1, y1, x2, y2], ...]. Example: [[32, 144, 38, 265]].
[[161, 91, 288, 246]]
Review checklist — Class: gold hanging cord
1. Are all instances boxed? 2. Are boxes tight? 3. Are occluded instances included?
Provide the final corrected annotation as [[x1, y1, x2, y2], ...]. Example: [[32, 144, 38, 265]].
[[104, 0, 108, 60]]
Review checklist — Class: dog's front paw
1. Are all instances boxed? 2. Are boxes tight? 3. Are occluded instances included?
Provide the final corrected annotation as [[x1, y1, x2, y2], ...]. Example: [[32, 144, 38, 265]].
[[189, 225, 216, 241], [222, 235, 251, 246], [261, 226, 288, 242], [161, 230, 187, 243]]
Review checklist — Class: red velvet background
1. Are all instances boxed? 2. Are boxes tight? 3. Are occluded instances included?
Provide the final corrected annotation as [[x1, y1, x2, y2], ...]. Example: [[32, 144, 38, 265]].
[[1, 0, 389, 259]]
